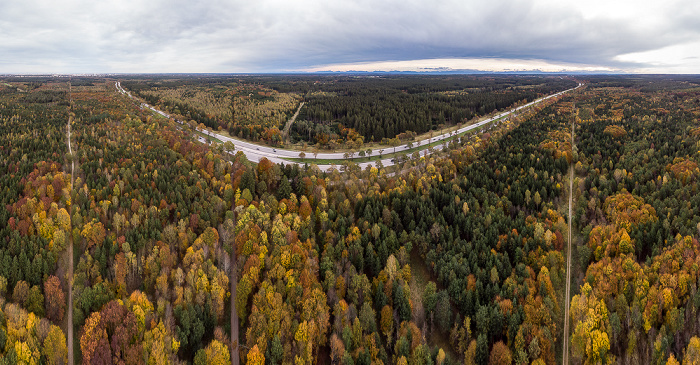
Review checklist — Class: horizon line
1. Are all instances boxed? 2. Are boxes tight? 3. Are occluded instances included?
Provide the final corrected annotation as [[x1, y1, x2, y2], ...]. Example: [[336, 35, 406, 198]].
[[3, 71, 700, 77]]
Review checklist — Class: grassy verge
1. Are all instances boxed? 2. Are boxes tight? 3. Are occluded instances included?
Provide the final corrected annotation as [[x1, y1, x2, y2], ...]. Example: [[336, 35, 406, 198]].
[[194, 130, 224, 144]]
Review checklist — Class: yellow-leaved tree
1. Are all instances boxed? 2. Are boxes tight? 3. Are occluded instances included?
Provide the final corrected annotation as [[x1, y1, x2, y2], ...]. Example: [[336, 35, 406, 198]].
[[247, 344, 265, 365], [43, 325, 68, 365], [684, 337, 700, 365], [570, 283, 612, 364]]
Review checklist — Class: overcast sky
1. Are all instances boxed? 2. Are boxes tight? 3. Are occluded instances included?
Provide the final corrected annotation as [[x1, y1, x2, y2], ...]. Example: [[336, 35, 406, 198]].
[[1, 0, 699, 74]]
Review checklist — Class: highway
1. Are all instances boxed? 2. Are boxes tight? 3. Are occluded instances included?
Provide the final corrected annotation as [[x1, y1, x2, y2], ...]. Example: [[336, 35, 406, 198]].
[[116, 81, 581, 172]]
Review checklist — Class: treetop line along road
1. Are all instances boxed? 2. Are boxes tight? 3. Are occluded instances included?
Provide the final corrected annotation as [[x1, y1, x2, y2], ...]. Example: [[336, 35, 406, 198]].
[[116, 81, 582, 172]]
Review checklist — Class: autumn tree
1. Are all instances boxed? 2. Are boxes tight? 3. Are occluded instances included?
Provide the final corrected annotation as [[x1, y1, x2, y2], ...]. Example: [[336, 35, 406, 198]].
[[247, 344, 265, 365], [684, 337, 700, 365], [80, 300, 144, 364], [194, 340, 231, 365], [381, 305, 394, 344], [570, 283, 611, 364], [43, 325, 68, 365], [489, 341, 512, 365], [44, 275, 65, 322]]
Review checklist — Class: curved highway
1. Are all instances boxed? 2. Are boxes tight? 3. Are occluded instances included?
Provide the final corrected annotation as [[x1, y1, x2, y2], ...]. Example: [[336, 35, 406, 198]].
[[116, 81, 582, 171]]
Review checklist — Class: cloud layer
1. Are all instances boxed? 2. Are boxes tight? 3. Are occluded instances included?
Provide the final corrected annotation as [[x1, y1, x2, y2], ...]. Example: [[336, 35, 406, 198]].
[[1, 0, 699, 73]]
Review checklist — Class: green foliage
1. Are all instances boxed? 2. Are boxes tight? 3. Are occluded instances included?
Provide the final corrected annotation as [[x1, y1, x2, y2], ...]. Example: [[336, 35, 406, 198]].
[[194, 349, 207, 365], [26, 285, 44, 317], [175, 303, 209, 354], [476, 334, 489, 365], [434, 290, 452, 333], [20, 90, 67, 104], [276, 178, 292, 200], [423, 281, 437, 317], [294, 75, 576, 143], [268, 334, 284, 365]]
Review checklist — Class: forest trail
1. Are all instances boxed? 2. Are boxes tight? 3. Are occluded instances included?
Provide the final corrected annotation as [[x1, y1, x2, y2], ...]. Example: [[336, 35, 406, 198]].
[[66, 81, 74, 365], [231, 223, 239, 365], [283, 101, 304, 143], [68, 121, 74, 186], [562, 120, 575, 365]]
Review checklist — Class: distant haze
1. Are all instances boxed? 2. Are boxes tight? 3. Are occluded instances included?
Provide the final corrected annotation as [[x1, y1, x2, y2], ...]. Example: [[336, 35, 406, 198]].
[[1, 0, 699, 74]]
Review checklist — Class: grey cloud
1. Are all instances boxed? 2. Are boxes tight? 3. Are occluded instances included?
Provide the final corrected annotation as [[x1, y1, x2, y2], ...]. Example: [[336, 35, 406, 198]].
[[0, 0, 699, 73], [237, 0, 691, 70]]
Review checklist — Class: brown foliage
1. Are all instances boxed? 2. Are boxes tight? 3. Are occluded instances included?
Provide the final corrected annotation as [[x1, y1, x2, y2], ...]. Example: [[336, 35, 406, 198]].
[[489, 341, 513, 365], [80, 300, 144, 365], [44, 275, 65, 322]]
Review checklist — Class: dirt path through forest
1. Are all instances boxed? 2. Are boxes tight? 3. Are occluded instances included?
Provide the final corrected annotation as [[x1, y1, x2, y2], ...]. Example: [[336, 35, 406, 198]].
[[66, 81, 75, 365], [283, 101, 304, 143], [562, 120, 574, 365], [66, 118, 75, 365]]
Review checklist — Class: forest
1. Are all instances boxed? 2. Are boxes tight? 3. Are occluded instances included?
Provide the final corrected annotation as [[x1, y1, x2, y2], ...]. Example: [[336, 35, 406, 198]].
[[292, 75, 576, 144], [120, 77, 300, 146], [119, 75, 577, 149], [567, 80, 700, 364], [1, 75, 700, 365]]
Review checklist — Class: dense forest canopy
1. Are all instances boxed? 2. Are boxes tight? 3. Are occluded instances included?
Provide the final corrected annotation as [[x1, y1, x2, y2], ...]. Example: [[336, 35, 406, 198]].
[[1, 74, 700, 365], [120, 75, 577, 148], [291, 75, 576, 143]]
